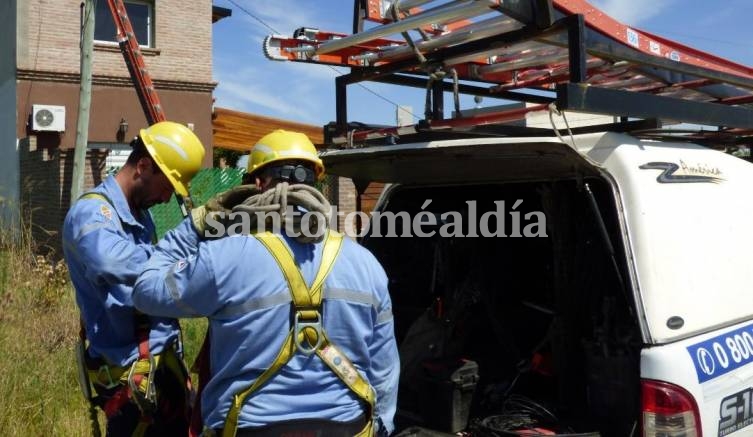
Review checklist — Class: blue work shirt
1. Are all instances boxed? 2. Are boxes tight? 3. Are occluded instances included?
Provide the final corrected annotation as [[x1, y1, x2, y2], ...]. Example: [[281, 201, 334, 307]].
[[62, 175, 181, 366], [133, 219, 399, 433]]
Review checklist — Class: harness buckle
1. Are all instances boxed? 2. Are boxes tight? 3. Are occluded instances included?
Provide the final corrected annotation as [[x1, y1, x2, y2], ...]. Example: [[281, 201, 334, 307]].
[[294, 311, 323, 355]]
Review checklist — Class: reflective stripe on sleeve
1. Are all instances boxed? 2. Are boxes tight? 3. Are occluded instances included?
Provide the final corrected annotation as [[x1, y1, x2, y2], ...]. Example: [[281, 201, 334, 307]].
[[77, 221, 120, 240], [325, 287, 379, 308], [215, 291, 292, 319], [216, 287, 384, 319], [165, 263, 201, 315], [376, 308, 393, 325]]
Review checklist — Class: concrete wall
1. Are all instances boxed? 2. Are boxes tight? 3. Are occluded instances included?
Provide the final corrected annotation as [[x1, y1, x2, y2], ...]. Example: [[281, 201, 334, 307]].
[[0, 0, 19, 233]]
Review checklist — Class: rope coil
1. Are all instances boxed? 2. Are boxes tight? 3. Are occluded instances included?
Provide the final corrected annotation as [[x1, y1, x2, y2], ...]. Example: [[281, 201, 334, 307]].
[[231, 182, 332, 243]]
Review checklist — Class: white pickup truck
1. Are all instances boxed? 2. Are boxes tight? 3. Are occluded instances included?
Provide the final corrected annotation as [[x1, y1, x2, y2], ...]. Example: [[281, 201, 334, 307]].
[[323, 132, 753, 437]]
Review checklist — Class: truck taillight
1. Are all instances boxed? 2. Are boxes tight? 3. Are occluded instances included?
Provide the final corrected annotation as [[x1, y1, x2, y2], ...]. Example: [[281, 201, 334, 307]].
[[641, 379, 701, 437]]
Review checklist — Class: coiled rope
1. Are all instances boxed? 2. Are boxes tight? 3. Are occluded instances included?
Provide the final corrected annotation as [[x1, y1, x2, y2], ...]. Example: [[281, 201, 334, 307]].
[[232, 182, 331, 243]]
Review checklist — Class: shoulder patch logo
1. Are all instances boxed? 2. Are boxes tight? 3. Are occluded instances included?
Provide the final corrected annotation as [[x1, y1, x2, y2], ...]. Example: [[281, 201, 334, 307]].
[[100, 204, 113, 221]]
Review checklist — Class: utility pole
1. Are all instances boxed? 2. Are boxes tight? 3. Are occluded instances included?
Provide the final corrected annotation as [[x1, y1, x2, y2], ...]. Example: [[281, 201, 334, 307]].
[[71, 0, 95, 206], [71, 3, 102, 435]]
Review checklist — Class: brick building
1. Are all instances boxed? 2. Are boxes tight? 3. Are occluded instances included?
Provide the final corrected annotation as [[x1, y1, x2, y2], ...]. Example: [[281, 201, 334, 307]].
[[0, 0, 229, 253]]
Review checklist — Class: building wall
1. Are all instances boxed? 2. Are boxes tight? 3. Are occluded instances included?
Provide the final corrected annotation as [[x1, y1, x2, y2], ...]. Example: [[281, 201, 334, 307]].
[[337, 177, 356, 233], [16, 79, 214, 162], [13, 0, 217, 255], [15, 0, 216, 152], [17, 0, 213, 84], [1, 0, 19, 232], [19, 140, 108, 255], [334, 179, 384, 235]]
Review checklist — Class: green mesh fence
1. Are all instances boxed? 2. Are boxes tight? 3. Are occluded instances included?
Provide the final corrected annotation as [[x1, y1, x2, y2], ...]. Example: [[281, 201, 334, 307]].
[[150, 168, 245, 238]]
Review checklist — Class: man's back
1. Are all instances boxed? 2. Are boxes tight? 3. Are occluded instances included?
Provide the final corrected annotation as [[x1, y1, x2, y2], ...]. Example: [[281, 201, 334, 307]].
[[134, 226, 399, 431], [135, 128, 398, 435]]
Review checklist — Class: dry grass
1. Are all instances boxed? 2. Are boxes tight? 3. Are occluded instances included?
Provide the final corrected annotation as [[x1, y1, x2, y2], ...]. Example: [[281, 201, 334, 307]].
[[0, 233, 94, 435], [0, 222, 206, 436]]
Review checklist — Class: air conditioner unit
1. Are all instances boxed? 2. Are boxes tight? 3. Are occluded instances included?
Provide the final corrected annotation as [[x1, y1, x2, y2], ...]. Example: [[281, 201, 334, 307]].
[[32, 104, 66, 132]]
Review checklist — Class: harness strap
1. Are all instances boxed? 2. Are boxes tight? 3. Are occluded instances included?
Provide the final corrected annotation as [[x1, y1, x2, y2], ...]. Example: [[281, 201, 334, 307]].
[[256, 233, 375, 419], [222, 330, 297, 437], [130, 312, 157, 417], [79, 192, 115, 207], [97, 383, 150, 437], [103, 385, 132, 418], [222, 231, 375, 437], [79, 191, 157, 242]]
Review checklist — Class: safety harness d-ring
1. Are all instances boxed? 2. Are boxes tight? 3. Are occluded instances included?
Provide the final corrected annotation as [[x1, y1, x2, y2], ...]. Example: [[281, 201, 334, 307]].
[[293, 311, 324, 355]]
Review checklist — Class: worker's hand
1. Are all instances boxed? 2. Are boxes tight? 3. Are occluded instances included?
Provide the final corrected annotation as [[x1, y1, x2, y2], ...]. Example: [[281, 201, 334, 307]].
[[190, 185, 260, 238], [190, 204, 219, 237]]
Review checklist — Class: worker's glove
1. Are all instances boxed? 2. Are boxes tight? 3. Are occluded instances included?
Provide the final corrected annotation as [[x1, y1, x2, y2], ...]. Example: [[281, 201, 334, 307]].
[[190, 205, 222, 238], [211, 184, 261, 210], [191, 185, 260, 238]]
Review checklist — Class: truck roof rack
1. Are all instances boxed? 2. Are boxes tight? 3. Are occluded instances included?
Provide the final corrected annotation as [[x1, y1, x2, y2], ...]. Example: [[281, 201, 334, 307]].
[[263, 0, 753, 149]]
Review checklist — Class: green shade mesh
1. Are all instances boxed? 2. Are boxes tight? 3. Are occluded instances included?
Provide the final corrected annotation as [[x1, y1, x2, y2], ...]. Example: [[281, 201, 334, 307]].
[[150, 168, 245, 238]]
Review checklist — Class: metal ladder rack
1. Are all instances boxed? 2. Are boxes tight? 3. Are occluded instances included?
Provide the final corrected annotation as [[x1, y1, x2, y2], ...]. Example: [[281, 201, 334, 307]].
[[264, 0, 753, 148]]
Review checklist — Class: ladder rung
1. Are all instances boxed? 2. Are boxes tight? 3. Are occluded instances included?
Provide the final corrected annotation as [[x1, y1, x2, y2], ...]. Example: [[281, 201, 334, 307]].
[[357, 15, 520, 64], [316, 0, 498, 55], [478, 51, 568, 75]]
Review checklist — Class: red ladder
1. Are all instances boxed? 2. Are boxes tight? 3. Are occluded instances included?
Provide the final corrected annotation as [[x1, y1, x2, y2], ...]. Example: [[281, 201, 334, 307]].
[[106, 0, 190, 214], [106, 0, 165, 124], [263, 0, 753, 146]]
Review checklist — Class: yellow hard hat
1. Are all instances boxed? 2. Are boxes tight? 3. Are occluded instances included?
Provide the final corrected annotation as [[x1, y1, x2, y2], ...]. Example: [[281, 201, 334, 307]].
[[248, 130, 324, 181], [139, 121, 205, 197]]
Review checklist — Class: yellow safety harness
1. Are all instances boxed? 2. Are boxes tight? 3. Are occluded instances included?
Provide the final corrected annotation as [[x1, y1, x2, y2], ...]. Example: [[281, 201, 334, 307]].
[[221, 230, 376, 437]]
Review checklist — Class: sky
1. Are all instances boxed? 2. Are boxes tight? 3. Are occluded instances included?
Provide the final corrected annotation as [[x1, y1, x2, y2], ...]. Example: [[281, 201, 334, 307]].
[[210, 0, 753, 129]]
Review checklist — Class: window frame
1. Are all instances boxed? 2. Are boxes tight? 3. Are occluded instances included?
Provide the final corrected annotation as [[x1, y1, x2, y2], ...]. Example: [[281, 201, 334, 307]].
[[93, 0, 155, 49]]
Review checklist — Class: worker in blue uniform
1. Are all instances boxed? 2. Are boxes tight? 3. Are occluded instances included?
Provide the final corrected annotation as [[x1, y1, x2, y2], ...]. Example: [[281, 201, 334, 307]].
[[63, 121, 205, 436], [133, 130, 399, 437]]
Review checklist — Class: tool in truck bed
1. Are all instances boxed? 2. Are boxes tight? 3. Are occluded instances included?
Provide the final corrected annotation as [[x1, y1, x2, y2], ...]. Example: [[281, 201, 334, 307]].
[[262, 0, 753, 148]]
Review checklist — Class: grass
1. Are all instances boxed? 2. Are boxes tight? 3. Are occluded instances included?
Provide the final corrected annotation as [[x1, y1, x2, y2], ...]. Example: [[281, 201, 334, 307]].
[[0, 235, 206, 436]]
